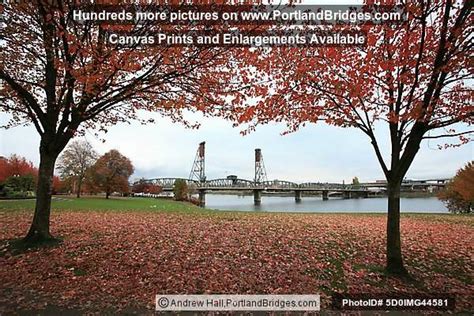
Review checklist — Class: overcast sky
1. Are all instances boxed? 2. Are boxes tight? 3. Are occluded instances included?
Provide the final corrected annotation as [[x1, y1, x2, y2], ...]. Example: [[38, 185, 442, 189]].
[[1, 111, 472, 184], [1, 0, 472, 183]]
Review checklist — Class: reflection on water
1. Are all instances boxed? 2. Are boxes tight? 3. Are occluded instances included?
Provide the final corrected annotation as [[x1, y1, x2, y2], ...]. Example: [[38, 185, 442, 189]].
[[204, 194, 448, 213]]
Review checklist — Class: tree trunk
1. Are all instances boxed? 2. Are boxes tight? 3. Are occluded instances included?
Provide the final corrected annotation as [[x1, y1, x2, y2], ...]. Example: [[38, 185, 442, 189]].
[[106, 191, 110, 199], [76, 177, 82, 198], [23, 149, 58, 243], [386, 179, 408, 275]]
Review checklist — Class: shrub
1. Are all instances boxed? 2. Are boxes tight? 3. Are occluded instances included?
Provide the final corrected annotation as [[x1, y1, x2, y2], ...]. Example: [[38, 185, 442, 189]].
[[438, 161, 473, 213], [2, 174, 36, 198], [173, 179, 188, 201]]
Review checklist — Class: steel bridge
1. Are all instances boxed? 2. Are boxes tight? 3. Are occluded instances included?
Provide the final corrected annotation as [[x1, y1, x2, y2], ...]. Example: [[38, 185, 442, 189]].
[[138, 142, 448, 207], [147, 177, 370, 192]]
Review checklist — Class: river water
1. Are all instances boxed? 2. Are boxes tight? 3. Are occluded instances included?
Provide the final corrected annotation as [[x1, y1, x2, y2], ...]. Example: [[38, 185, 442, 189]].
[[204, 194, 448, 213]]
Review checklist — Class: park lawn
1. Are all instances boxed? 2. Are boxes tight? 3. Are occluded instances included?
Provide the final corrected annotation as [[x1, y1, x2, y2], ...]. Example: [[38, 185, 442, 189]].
[[0, 195, 203, 213], [0, 197, 473, 314]]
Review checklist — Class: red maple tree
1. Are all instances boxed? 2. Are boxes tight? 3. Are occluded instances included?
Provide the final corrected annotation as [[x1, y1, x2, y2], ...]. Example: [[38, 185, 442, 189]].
[[88, 150, 134, 199], [132, 179, 163, 195], [0, 155, 38, 183], [229, 1, 473, 275], [0, 1, 243, 243]]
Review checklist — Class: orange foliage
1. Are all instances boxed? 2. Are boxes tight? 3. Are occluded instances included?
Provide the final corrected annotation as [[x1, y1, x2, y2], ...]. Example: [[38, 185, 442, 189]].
[[89, 150, 134, 197], [451, 161, 474, 203], [132, 179, 163, 194], [0, 155, 65, 194], [52, 175, 64, 194], [439, 161, 474, 213], [228, 1, 473, 149], [0, 155, 38, 183]]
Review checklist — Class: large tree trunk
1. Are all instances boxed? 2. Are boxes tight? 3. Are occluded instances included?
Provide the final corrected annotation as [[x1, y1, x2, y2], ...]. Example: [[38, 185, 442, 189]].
[[386, 179, 408, 275], [23, 148, 58, 243], [76, 177, 82, 198]]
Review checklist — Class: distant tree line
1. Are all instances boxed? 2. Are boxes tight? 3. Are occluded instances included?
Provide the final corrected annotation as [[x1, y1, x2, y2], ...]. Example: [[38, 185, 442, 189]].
[[131, 179, 163, 196], [1, 140, 141, 199], [58, 140, 136, 199]]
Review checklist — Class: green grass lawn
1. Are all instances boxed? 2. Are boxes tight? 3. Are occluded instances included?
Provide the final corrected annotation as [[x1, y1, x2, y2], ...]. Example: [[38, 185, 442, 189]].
[[1, 196, 472, 224], [0, 196, 203, 213]]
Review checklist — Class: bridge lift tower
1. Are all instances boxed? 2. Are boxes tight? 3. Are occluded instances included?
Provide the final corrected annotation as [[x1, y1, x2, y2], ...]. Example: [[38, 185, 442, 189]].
[[253, 148, 268, 206], [189, 141, 206, 182], [254, 148, 268, 184]]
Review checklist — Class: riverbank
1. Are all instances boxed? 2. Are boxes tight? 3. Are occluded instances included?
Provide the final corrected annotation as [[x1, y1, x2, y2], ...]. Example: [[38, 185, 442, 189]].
[[1, 197, 472, 314]]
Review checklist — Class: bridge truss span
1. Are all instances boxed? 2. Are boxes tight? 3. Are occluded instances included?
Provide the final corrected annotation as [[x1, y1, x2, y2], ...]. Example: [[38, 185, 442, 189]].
[[261, 180, 299, 190], [143, 177, 371, 191], [203, 178, 255, 189], [299, 182, 368, 191], [147, 178, 198, 190]]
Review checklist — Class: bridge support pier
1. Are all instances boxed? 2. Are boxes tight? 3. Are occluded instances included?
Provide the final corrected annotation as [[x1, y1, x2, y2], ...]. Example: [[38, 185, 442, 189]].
[[343, 191, 352, 199], [363, 191, 369, 198], [253, 190, 262, 206], [295, 190, 302, 203], [198, 189, 206, 207], [322, 190, 328, 201]]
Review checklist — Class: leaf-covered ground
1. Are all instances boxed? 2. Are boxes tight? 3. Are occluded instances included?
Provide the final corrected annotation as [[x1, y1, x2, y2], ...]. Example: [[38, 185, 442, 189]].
[[1, 210, 473, 314]]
